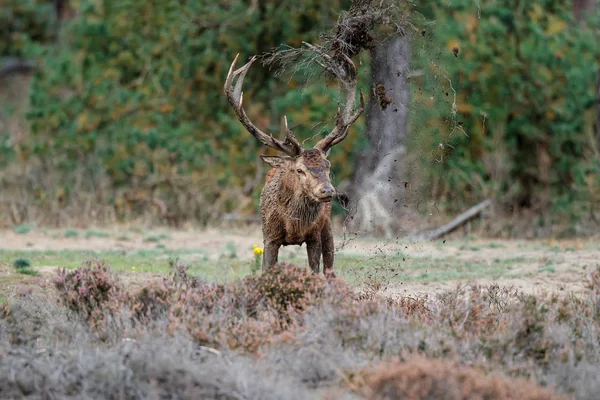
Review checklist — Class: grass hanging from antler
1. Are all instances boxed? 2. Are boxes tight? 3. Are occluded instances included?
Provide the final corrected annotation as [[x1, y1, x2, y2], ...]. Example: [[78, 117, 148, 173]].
[[261, 0, 414, 82]]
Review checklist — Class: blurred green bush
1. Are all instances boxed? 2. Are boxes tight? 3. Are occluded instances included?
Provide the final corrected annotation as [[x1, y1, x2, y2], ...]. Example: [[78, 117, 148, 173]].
[[2, 0, 367, 224], [408, 0, 600, 234], [2, 0, 600, 236]]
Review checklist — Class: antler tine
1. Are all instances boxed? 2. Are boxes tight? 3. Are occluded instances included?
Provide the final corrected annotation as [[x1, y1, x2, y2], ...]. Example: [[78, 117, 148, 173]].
[[224, 54, 302, 157], [314, 53, 365, 153], [284, 116, 303, 155], [224, 53, 241, 97], [329, 91, 365, 147], [232, 55, 256, 101]]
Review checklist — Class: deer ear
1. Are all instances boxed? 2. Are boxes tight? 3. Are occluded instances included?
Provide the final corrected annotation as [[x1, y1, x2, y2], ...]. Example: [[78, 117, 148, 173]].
[[260, 155, 288, 168]]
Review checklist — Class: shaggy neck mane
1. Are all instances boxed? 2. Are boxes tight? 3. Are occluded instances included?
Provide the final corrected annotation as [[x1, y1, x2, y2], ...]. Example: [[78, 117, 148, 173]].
[[280, 173, 322, 226]]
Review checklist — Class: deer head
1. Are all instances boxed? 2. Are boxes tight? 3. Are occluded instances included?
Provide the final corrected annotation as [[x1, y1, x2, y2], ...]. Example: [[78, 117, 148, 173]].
[[261, 148, 335, 202], [223, 51, 364, 203]]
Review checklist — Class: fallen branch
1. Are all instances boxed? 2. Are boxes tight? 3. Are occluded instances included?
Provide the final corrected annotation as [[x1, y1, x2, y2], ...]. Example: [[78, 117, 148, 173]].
[[416, 199, 492, 240]]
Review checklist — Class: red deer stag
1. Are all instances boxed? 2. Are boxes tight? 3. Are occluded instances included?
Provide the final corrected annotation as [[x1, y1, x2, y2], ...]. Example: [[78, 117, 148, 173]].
[[223, 52, 364, 278]]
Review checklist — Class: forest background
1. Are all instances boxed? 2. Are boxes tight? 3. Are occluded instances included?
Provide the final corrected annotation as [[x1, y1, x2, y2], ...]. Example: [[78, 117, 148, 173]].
[[1, 0, 599, 239]]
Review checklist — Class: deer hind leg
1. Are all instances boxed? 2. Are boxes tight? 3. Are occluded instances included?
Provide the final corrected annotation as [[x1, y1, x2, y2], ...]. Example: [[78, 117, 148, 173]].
[[262, 241, 280, 271], [321, 223, 336, 279], [306, 237, 322, 274]]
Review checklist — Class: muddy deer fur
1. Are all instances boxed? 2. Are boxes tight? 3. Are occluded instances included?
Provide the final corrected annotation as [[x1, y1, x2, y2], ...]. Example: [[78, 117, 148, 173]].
[[224, 52, 364, 277]]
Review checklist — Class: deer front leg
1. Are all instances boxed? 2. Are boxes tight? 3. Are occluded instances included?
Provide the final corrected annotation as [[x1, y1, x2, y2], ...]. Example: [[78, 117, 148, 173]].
[[321, 223, 336, 279], [262, 241, 280, 271], [306, 237, 322, 274]]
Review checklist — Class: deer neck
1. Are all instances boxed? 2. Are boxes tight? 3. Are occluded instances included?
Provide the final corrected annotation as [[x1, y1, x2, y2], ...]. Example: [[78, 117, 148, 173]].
[[280, 179, 322, 226]]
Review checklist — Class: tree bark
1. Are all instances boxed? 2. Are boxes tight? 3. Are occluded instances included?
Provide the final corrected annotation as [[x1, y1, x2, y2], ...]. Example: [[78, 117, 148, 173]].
[[346, 36, 410, 237]]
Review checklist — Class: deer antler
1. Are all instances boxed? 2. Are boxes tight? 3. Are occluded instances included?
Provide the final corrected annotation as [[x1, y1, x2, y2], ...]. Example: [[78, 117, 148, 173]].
[[313, 53, 365, 153], [224, 54, 303, 157]]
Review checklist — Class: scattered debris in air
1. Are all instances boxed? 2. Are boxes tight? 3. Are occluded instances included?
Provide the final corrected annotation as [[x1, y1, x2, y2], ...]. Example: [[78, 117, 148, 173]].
[[374, 83, 393, 110]]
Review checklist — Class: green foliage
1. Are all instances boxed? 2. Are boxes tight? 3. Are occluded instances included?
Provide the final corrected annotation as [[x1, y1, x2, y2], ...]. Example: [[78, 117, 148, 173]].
[[4, 0, 599, 233], [0, 0, 56, 57], [84, 230, 109, 239], [409, 1, 600, 228], [13, 224, 33, 235], [17, 268, 39, 276], [21, 0, 366, 222], [64, 229, 79, 237], [12, 257, 37, 275], [12, 258, 32, 269]]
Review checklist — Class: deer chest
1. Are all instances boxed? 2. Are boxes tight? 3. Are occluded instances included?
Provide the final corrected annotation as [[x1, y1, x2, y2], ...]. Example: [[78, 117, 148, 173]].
[[281, 219, 321, 245]]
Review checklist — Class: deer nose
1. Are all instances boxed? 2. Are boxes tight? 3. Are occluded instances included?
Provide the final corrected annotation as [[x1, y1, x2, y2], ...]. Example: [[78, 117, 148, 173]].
[[320, 187, 335, 196]]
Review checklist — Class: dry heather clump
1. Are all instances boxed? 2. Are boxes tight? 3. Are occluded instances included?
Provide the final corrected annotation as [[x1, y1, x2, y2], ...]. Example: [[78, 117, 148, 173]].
[[129, 280, 175, 322], [434, 284, 508, 338], [246, 262, 329, 317], [586, 265, 600, 317], [54, 259, 124, 329], [128, 259, 221, 323], [0, 291, 72, 347], [359, 357, 565, 400], [395, 295, 430, 318], [182, 262, 337, 352], [52, 258, 347, 353]]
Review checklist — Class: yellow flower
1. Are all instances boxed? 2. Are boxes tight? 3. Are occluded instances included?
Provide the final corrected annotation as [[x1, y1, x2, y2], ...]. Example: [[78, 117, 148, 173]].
[[253, 247, 264, 256], [131, 266, 136, 270]]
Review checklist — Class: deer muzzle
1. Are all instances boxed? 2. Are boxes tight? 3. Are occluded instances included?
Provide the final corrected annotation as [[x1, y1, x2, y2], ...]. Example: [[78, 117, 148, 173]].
[[317, 186, 335, 202]]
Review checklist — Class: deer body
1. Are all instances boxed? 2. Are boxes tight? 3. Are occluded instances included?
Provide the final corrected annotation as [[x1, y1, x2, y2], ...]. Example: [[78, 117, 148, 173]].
[[260, 149, 336, 276], [224, 52, 363, 277]]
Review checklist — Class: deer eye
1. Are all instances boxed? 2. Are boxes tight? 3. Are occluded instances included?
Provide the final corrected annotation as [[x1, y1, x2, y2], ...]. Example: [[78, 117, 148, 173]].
[[297, 169, 305, 175]]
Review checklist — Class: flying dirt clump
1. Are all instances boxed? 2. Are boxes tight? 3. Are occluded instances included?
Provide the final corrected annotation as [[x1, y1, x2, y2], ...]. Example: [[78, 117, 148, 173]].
[[374, 83, 393, 110]]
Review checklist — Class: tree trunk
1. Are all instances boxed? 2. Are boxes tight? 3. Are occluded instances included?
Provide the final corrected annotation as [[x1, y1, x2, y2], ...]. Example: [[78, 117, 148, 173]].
[[346, 36, 410, 237]]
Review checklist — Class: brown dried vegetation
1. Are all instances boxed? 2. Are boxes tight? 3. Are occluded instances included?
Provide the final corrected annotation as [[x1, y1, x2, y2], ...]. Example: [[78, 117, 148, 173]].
[[1, 262, 600, 398], [359, 357, 565, 400]]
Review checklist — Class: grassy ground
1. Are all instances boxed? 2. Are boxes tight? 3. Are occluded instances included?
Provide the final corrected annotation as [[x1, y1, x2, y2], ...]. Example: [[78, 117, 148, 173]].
[[0, 248, 527, 282], [0, 226, 595, 300]]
